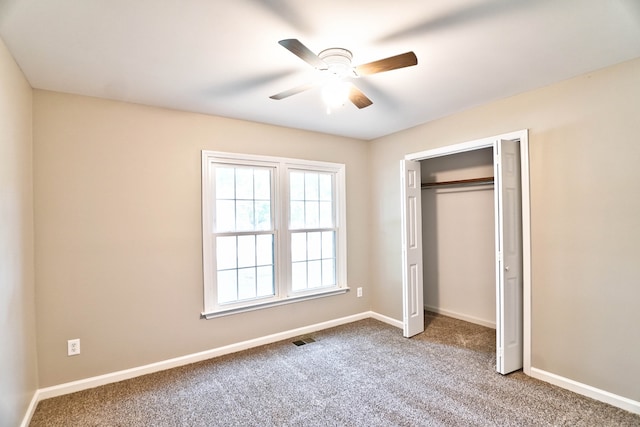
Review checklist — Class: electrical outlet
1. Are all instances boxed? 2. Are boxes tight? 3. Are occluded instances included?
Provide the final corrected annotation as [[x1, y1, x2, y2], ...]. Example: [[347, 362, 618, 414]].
[[67, 338, 80, 356], [357, 287, 363, 298]]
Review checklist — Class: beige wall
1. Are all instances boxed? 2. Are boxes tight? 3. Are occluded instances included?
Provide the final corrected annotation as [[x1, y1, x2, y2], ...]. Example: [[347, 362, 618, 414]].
[[370, 58, 640, 401], [0, 37, 37, 424], [33, 91, 370, 387]]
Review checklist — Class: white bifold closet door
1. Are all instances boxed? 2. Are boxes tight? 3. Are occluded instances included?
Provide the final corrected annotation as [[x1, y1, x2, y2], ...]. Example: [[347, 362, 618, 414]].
[[400, 159, 424, 338], [494, 139, 523, 374]]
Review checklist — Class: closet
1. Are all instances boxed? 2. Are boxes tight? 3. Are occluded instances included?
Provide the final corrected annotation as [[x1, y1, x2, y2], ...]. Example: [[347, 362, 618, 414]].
[[420, 147, 496, 328], [401, 132, 528, 375]]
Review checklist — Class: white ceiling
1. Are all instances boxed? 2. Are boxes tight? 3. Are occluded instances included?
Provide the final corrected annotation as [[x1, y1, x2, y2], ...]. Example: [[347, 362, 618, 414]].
[[1, 0, 639, 140]]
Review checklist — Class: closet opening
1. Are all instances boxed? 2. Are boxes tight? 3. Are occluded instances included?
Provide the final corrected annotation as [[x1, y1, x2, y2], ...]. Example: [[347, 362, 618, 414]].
[[400, 130, 531, 375], [421, 147, 496, 329]]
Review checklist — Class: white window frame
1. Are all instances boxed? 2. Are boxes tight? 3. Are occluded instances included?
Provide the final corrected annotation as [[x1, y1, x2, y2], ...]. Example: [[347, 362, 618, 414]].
[[201, 151, 348, 319]]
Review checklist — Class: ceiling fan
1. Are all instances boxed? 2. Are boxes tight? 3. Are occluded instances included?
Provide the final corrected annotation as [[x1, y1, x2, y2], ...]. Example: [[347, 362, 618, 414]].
[[270, 39, 418, 109]]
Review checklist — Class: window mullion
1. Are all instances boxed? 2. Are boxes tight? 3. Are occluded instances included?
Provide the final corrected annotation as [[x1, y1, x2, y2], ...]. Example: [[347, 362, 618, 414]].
[[279, 163, 292, 297], [214, 230, 274, 238], [289, 227, 336, 233]]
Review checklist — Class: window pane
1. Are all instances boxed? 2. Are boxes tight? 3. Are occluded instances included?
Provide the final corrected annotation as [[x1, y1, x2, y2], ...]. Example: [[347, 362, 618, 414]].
[[236, 200, 254, 231], [319, 174, 332, 201], [238, 267, 256, 299], [305, 173, 319, 200], [216, 200, 235, 232], [319, 201, 333, 228], [308, 260, 322, 288], [322, 231, 334, 258], [307, 232, 321, 260], [216, 167, 235, 199], [254, 169, 271, 200], [216, 236, 237, 270], [235, 168, 254, 199], [322, 259, 335, 286], [290, 171, 304, 200], [217, 270, 237, 304], [292, 262, 307, 291], [237, 235, 255, 268], [255, 201, 271, 230], [257, 266, 274, 297], [256, 234, 273, 266], [290, 201, 305, 229], [291, 233, 306, 262], [305, 201, 319, 228]]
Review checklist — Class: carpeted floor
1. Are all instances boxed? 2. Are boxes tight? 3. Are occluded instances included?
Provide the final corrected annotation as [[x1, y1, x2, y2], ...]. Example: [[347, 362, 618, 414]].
[[30, 312, 640, 426]]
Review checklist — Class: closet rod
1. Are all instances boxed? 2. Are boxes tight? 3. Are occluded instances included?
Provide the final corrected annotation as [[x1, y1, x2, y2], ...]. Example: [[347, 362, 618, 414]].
[[421, 176, 494, 189]]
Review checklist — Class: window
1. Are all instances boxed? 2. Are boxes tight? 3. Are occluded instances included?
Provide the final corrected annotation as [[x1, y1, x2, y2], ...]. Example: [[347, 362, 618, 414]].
[[201, 151, 347, 318]]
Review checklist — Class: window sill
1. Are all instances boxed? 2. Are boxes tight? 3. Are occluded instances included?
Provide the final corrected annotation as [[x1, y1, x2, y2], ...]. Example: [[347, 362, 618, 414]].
[[200, 287, 350, 320]]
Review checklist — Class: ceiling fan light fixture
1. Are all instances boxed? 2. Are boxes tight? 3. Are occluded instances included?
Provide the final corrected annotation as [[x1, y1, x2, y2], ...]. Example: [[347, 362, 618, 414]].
[[317, 48, 354, 110], [321, 79, 351, 109]]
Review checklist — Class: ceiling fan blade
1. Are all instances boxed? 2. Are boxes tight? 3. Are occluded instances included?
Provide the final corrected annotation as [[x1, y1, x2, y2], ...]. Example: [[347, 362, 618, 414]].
[[355, 52, 418, 76], [269, 83, 315, 100], [348, 84, 373, 109], [278, 39, 328, 69]]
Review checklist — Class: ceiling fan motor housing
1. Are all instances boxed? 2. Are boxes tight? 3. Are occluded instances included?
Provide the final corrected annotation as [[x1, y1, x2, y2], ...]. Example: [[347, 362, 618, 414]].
[[319, 48, 355, 77]]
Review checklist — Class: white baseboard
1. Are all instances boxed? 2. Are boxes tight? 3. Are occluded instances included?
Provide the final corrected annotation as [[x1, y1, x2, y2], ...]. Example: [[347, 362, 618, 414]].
[[35, 311, 373, 401], [19, 392, 40, 427], [530, 367, 640, 415], [424, 305, 496, 329], [369, 311, 403, 329]]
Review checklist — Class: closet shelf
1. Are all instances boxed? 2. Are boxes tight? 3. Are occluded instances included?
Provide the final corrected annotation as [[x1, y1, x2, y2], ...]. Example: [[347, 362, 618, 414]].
[[421, 176, 494, 189]]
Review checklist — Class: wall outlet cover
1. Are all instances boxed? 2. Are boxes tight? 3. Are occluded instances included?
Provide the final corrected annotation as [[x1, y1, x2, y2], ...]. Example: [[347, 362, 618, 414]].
[[68, 338, 80, 356]]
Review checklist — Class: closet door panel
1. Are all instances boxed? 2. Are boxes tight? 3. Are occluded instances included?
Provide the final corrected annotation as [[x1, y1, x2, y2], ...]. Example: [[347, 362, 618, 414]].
[[495, 139, 523, 374], [401, 159, 424, 337]]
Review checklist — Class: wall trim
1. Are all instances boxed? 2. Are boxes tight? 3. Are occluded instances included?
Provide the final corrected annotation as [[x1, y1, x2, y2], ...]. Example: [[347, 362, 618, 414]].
[[19, 392, 40, 427], [369, 311, 404, 329], [424, 305, 496, 329], [530, 367, 640, 415]]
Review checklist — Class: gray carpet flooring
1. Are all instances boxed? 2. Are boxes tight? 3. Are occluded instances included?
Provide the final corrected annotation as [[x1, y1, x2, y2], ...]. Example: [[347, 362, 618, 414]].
[[30, 312, 640, 426]]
